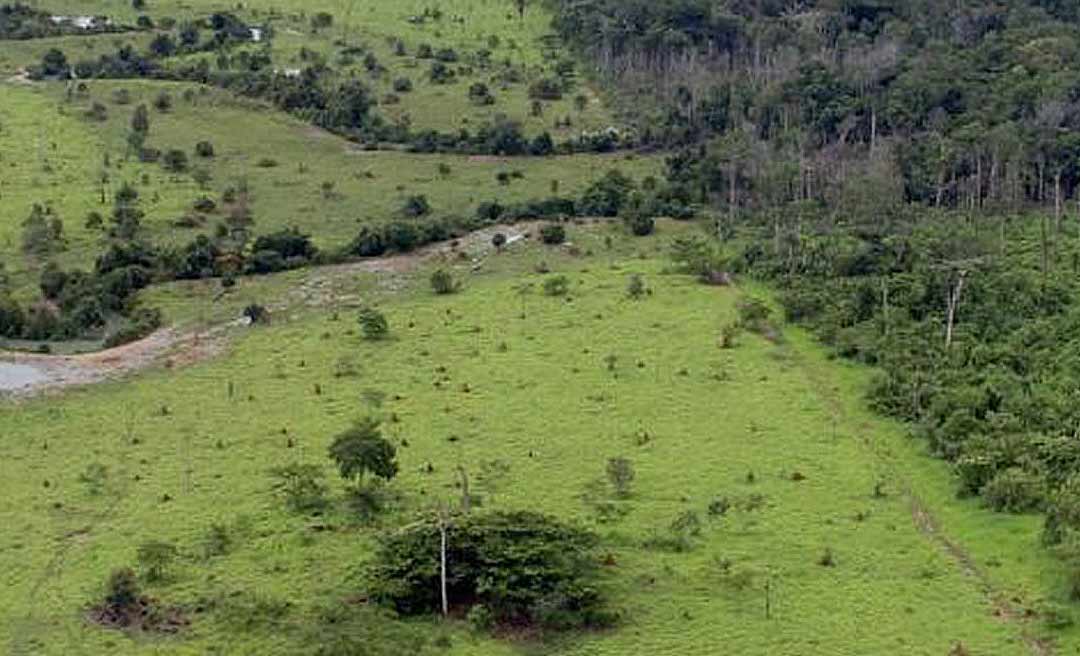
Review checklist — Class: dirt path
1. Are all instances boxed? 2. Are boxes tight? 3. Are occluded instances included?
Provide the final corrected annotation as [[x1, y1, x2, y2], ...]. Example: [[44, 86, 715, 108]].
[[784, 337, 1053, 655], [0, 221, 544, 400], [6, 69, 32, 84]]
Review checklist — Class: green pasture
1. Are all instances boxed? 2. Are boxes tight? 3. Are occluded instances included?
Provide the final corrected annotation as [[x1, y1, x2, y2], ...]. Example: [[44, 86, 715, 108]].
[[0, 79, 658, 300], [1, 227, 1071, 655]]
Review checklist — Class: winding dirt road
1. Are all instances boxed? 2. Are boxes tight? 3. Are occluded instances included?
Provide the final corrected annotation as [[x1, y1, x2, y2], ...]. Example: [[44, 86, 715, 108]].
[[0, 222, 543, 400]]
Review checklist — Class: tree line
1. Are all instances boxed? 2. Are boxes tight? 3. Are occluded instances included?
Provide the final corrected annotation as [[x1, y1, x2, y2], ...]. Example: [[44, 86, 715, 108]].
[[547, 0, 1080, 211]]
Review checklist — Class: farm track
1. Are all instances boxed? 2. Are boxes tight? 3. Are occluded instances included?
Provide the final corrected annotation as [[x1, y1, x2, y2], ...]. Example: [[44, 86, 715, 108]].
[[0, 221, 545, 400], [785, 338, 1054, 656]]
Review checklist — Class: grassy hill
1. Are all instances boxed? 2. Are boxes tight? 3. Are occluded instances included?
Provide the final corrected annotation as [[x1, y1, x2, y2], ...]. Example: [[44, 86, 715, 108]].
[[1, 224, 1067, 654], [0, 79, 655, 301], [4, 0, 1080, 654]]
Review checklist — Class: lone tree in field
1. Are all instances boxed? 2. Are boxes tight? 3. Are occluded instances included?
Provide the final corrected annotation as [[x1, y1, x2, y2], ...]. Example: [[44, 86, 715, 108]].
[[328, 417, 399, 488]]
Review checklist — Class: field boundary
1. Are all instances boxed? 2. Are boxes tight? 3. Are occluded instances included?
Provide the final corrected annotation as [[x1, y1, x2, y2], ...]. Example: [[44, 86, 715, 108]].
[[784, 333, 1054, 655]]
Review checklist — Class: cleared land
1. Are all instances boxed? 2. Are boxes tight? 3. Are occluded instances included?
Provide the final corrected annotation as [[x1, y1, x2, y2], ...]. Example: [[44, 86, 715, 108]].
[[0, 79, 656, 301], [0, 224, 1073, 655], [3, 1, 1079, 654]]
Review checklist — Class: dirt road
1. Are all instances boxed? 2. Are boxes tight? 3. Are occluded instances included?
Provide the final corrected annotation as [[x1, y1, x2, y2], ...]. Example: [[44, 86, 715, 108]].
[[0, 222, 542, 400]]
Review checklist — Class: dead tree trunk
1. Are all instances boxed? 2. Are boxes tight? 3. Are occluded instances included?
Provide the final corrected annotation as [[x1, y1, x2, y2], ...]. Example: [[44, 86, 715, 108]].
[[945, 271, 968, 350], [870, 106, 877, 155], [439, 509, 449, 618]]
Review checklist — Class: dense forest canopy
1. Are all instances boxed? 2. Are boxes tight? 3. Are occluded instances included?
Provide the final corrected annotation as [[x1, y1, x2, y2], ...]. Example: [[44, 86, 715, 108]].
[[549, 0, 1080, 209]]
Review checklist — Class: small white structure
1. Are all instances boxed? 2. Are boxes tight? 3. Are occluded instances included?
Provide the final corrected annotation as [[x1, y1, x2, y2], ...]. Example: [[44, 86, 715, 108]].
[[50, 15, 110, 30]]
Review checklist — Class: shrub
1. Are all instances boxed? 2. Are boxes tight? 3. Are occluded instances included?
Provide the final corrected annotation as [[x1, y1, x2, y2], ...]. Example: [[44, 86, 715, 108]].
[[982, 467, 1044, 513], [393, 77, 413, 93], [606, 457, 635, 497], [530, 132, 555, 156], [736, 296, 772, 334], [539, 224, 566, 245], [429, 62, 455, 84], [626, 274, 647, 299], [468, 82, 494, 105], [162, 149, 189, 172], [529, 77, 563, 100], [252, 229, 317, 262], [708, 497, 732, 517], [202, 523, 232, 559], [268, 464, 329, 514], [247, 250, 285, 274], [580, 170, 634, 216], [21, 204, 64, 256], [91, 567, 152, 629], [0, 295, 25, 338], [357, 306, 389, 340], [645, 511, 702, 552], [193, 196, 216, 213], [39, 264, 68, 300], [368, 511, 611, 631], [137, 540, 178, 582], [543, 275, 570, 297], [625, 213, 655, 236], [430, 269, 459, 295], [149, 33, 176, 57], [153, 91, 172, 112], [402, 194, 431, 218], [467, 604, 494, 633], [243, 304, 269, 325], [476, 201, 505, 223], [492, 232, 507, 249], [195, 140, 215, 157], [719, 322, 740, 349], [106, 568, 140, 609]]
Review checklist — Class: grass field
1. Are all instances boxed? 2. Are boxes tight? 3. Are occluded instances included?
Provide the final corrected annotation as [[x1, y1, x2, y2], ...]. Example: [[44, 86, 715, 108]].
[[1, 224, 1075, 655], [0, 79, 657, 300], [0, 0, 634, 302], [3, 0, 614, 135], [0, 32, 157, 76]]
